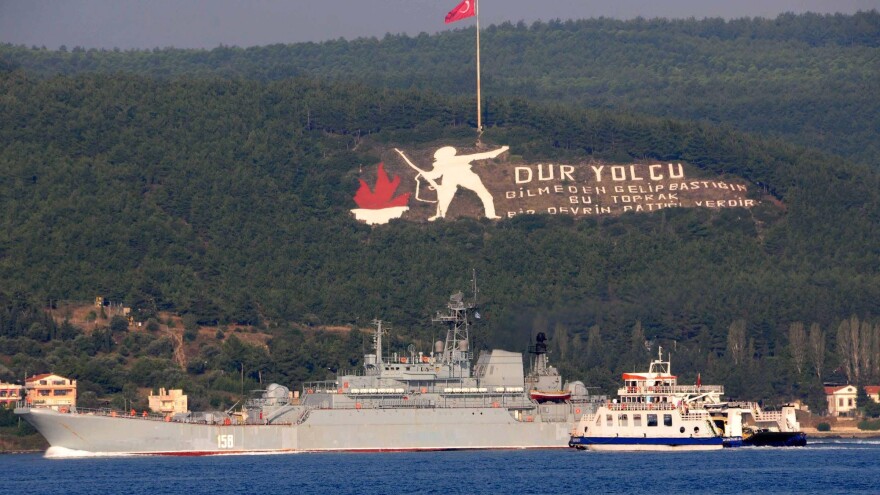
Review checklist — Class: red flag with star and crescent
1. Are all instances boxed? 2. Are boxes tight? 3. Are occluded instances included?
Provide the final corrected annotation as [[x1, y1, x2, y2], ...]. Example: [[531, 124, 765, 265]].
[[445, 0, 476, 24]]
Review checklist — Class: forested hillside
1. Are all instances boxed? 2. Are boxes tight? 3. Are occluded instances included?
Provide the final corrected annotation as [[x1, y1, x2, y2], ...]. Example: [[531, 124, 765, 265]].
[[2, 12, 878, 164], [1, 66, 879, 411]]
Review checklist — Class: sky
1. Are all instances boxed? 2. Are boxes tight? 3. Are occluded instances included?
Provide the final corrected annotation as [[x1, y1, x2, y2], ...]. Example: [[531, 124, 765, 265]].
[[1, 0, 877, 50]]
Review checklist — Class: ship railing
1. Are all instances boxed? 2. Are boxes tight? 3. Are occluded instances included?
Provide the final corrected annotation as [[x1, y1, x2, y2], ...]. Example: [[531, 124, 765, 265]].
[[754, 410, 784, 421], [604, 402, 676, 412], [618, 385, 724, 395], [54, 406, 181, 422], [302, 380, 341, 395], [735, 401, 784, 421], [337, 396, 535, 411]]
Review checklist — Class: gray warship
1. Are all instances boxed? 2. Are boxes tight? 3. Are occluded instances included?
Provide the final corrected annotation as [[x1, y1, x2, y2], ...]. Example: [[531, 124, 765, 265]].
[[16, 291, 601, 456]]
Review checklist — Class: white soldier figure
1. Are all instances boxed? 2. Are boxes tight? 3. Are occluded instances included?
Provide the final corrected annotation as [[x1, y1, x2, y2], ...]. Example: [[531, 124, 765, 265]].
[[421, 145, 509, 221]]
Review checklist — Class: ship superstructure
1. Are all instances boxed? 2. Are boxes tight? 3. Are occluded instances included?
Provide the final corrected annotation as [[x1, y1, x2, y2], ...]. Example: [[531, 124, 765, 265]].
[[16, 291, 602, 456]]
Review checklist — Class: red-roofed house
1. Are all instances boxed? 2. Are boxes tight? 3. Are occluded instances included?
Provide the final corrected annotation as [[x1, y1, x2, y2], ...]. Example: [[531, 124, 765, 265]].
[[25, 373, 77, 410], [825, 385, 858, 416], [865, 386, 880, 404]]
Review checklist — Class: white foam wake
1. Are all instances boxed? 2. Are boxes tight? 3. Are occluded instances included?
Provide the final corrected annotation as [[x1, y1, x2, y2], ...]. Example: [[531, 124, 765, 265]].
[[44, 446, 138, 459]]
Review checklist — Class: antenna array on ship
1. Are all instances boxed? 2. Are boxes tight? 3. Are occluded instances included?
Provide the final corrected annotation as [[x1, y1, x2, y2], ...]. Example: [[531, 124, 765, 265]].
[[433, 291, 474, 378]]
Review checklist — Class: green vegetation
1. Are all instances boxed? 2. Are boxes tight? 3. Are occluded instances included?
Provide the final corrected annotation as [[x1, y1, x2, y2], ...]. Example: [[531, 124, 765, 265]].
[[0, 13, 879, 414], [2, 12, 878, 164], [858, 419, 880, 431]]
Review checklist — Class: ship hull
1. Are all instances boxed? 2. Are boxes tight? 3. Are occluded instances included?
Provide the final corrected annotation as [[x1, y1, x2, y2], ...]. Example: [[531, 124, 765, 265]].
[[569, 435, 723, 451], [16, 406, 575, 456], [742, 431, 807, 447]]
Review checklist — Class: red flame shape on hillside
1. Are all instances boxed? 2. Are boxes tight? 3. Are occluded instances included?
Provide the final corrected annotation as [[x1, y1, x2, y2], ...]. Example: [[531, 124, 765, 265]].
[[353, 163, 410, 209]]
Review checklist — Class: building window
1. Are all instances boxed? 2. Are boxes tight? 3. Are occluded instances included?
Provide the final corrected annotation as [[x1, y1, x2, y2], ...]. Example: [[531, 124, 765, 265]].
[[848, 398, 853, 407], [839, 398, 844, 407], [647, 414, 658, 427]]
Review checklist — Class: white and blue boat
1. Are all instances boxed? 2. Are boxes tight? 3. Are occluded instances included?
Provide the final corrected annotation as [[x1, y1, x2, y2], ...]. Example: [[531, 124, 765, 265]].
[[569, 348, 726, 451]]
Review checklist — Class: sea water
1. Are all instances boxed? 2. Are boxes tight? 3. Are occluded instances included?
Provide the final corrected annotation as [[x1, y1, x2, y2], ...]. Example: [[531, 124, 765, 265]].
[[1, 439, 879, 495]]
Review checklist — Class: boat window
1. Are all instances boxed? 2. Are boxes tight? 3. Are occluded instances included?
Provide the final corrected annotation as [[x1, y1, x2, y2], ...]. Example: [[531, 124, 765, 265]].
[[664, 414, 673, 427], [647, 414, 658, 427], [680, 426, 685, 433], [606, 414, 613, 426], [618, 414, 628, 427], [633, 414, 642, 427]]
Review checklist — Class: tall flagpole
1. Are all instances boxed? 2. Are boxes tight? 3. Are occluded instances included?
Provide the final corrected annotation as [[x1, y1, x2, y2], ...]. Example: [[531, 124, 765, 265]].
[[475, 0, 482, 136]]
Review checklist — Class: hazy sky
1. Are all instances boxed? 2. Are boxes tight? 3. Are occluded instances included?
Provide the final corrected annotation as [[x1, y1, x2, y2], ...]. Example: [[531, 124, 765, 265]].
[[1, 0, 877, 50]]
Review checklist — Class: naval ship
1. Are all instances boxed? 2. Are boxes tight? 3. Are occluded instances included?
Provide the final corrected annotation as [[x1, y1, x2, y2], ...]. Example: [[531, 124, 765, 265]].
[[16, 291, 602, 456]]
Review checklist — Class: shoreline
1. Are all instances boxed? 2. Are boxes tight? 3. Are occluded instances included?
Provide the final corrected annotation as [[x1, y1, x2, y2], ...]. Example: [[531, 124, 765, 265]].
[[803, 430, 880, 439]]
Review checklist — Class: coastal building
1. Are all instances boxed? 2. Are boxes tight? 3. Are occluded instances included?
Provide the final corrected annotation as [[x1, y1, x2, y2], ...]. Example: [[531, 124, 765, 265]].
[[865, 386, 880, 404], [25, 374, 77, 410], [148, 388, 188, 414], [824, 384, 858, 416], [0, 381, 24, 408]]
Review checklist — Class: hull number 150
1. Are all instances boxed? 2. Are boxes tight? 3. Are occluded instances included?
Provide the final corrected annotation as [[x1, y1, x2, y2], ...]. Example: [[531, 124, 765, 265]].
[[217, 434, 234, 449]]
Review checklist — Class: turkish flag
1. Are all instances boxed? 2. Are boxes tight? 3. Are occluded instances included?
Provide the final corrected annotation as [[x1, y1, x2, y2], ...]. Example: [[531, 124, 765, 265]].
[[445, 0, 476, 24]]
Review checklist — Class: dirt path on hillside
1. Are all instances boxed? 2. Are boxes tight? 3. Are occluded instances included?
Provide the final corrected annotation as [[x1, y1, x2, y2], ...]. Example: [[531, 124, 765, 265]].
[[164, 327, 187, 369]]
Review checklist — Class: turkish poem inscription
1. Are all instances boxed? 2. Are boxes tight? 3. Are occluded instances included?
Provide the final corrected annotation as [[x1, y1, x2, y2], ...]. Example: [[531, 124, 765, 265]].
[[350, 145, 758, 225]]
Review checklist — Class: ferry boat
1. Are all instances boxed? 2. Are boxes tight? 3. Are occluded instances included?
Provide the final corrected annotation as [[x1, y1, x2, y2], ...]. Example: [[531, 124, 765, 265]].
[[569, 348, 726, 451]]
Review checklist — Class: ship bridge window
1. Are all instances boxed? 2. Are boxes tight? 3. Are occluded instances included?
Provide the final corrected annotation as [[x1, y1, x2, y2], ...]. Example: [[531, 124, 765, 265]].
[[663, 414, 672, 426], [633, 414, 642, 427], [647, 414, 658, 427], [618, 414, 628, 427]]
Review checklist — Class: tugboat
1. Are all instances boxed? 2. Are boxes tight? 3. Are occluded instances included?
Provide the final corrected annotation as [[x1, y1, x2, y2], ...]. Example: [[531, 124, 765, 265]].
[[569, 348, 725, 451]]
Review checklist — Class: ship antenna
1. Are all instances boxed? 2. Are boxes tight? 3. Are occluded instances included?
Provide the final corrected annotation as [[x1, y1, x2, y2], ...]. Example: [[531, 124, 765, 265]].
[[471, 269, 479, 308]]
